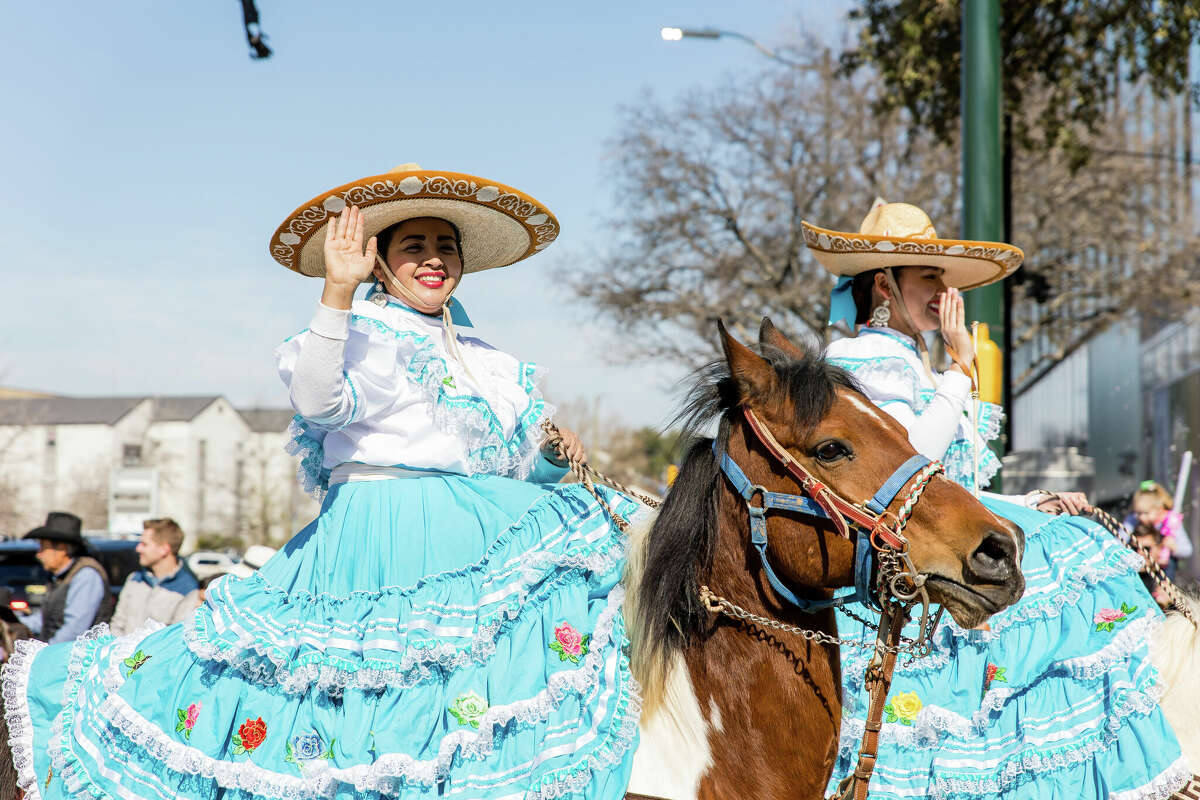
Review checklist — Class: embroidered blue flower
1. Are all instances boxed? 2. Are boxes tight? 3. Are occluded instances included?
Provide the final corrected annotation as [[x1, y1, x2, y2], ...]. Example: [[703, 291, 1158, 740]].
[[285, 731, 334, 767]]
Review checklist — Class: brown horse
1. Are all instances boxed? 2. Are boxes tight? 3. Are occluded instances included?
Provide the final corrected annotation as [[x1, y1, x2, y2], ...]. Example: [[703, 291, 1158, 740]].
[[624, 319, 1026, 800]]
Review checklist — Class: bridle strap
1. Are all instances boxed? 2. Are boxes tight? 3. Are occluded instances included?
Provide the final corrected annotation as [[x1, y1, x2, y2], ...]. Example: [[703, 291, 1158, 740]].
[[714, 407, 942, 614], [714, 407, 946, 800], [740, 406, 924, 551], [866, 455, 932, 514], [714, 442, 872, 611]]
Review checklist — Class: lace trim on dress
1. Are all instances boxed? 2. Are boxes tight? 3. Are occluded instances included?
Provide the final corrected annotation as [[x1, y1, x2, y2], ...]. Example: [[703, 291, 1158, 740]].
[[48, 590, 640, 800], [182, 493, 637, 695], [925, 695, 1181, 798], [827, 356, 924, 408], [838, 664, 1163, 769], [1055, 613, 1160, 680], [183, 539, 626, 696], [942, 438, 1002, 492], [1, 636, 47, 800], [976, 399, 1003, 442], [1109, 756, 1193, 800], [351, 315, 549, 483], [841, 523, 1150, 687], [285, 416, 332, 499]]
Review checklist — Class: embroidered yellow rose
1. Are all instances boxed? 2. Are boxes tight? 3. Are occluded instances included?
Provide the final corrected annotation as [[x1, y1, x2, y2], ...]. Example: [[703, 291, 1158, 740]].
[[883, 691, 923, 726]]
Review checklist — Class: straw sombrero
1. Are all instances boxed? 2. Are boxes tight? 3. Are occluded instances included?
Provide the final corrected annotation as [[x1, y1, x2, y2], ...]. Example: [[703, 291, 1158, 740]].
[[802, 202, 1023, 290], [270, 164, 560, 277]]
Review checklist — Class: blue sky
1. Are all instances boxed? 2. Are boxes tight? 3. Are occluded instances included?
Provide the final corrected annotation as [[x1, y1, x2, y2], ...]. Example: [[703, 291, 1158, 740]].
[[1, 1, 852, 430]]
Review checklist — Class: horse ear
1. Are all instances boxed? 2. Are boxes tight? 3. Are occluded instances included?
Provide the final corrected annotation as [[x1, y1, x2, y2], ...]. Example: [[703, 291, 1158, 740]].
[[758, 317, 809, 361], [718, 319, 773, 399]]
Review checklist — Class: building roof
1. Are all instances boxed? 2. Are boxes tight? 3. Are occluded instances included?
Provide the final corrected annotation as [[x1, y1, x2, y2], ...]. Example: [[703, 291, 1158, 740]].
[[151, 396, 222, 422], [0, 395, 224, 426], [238, 408, 296, 433], [0, 396, 146, 425]]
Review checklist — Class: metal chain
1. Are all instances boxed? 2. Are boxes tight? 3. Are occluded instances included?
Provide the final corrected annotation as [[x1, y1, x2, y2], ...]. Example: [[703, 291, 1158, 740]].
[[699, 586, 931, 656], [699, 534, 942, 658]]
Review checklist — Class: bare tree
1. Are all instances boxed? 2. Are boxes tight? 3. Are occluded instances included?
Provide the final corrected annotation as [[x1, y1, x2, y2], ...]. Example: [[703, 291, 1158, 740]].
[[237, 446, 295, 547], [571, 47, 957, 364], [62, 463, 110, 530], [574, 48, 1199, 379]]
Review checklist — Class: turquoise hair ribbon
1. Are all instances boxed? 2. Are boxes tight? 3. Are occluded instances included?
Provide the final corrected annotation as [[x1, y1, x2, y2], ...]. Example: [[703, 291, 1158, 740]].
[[828, 275, 857, 328]]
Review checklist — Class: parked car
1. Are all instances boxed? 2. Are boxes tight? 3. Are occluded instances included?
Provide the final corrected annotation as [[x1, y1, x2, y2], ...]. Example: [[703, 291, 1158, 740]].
[[187, 550, 241, 581], [0, 538, 139, 612]]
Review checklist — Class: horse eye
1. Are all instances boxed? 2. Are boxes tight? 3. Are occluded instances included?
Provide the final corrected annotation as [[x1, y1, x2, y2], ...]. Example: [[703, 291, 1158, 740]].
[[815, 440, 851, 463]]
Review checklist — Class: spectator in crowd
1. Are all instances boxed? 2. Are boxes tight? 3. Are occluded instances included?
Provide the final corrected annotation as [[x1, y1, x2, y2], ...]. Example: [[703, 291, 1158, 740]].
[[108, 518, 201, 636], [1132, 523, 1172, 609], [195, 572, 224, 606], [19, 512, 114, 643], [1127, 480, 1192, 578]]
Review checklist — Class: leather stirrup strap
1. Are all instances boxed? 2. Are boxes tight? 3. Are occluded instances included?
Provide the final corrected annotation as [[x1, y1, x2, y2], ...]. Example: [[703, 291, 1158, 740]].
[[833, 605, 907, 800]]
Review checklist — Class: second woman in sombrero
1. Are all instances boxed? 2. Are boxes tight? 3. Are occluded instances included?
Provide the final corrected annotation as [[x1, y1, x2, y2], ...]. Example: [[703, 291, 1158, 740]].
[[3, 165, 641, 800], [806, 202, 1186, 799]]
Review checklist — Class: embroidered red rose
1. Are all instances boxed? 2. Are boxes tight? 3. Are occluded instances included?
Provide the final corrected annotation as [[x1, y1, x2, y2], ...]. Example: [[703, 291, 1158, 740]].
[[983, 663, 1008, 691], [232, 717, 267, 754]]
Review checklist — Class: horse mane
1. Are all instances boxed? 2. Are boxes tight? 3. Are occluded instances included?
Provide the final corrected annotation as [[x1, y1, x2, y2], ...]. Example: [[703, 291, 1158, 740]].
[[626, 343, 859, 712]]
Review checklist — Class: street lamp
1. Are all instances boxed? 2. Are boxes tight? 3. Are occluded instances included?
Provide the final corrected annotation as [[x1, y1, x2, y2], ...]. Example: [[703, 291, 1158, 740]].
[[659, 26, 809, 69]]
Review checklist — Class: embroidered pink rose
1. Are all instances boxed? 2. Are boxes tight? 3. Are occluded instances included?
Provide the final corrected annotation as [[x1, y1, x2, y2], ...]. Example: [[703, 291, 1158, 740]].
[[549, 622, 590, 664], [175, 702, 201, 740], [1094, 602, 1137, 632]]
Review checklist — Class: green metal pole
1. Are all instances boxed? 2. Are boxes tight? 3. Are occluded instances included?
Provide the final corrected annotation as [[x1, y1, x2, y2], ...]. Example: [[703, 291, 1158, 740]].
[[962, 0, 1007, 480]]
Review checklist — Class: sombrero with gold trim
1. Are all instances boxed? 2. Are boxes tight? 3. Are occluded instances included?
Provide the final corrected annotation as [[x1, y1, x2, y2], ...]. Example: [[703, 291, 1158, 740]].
[[270, 163, 560, 277], [802, 202, 1023, 290]]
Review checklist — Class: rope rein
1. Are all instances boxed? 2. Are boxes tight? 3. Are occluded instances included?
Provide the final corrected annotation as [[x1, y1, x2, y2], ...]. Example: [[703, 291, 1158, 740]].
[[1059, 497, 1198, 628], [539, 421, 661, 533]]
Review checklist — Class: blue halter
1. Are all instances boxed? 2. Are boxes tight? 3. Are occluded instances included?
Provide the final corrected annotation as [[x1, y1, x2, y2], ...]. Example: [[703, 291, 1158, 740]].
[[713, 438, 932, 613]]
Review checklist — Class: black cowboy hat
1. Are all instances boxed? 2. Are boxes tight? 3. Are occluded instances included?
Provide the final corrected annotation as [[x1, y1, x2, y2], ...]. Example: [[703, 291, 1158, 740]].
[[23, 511, 85, 546]]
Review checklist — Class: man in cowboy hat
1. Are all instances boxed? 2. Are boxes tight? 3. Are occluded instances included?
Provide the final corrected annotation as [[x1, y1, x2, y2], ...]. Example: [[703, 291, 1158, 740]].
[[20, 511, 115, 643]]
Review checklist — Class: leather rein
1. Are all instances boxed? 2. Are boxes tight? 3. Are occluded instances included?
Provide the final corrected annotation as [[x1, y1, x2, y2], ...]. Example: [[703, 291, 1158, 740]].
[[710, 405, 946, 800]]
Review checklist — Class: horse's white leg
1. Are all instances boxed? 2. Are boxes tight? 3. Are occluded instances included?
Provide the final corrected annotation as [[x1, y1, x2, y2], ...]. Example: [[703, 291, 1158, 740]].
[[1152, 597, 1200, 771], [627, 652, 713, 800]]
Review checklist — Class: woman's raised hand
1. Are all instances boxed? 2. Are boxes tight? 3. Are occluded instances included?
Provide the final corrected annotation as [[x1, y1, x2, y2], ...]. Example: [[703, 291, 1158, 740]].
[[321, 206, 378, 308], [938, 287, 976, 368]]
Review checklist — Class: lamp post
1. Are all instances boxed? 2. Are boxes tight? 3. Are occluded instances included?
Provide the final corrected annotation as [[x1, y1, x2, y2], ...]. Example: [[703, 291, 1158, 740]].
[[660, 27, 810, 70], [961, 0, 1007, 477]]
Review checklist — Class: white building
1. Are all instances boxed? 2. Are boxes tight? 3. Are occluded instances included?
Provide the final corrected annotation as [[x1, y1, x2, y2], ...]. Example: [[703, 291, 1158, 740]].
[[0, 395, 318, 549]]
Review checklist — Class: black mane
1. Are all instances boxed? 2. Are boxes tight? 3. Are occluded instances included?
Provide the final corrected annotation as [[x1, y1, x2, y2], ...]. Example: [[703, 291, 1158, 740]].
[[637, 345, 858, 654]]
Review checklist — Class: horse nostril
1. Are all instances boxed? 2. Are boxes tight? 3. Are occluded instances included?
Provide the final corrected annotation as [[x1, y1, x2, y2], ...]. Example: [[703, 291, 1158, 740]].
[[970, 531, 1016, 580]]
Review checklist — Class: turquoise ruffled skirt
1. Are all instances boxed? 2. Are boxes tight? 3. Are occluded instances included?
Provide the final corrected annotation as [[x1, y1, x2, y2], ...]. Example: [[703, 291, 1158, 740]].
[[2, 475, 641, 800], [828, 499, 1188, 799]]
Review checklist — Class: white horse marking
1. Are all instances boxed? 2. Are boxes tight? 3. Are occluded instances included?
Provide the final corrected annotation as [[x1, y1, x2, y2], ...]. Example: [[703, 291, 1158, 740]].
[[627, 653, 712, 800], [1152, 596, 1200, 771]]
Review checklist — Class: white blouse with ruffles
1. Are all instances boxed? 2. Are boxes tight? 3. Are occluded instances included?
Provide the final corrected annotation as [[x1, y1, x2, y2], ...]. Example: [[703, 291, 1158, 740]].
[[825, 327, 1005, 494], [276, 291, 560, 494]]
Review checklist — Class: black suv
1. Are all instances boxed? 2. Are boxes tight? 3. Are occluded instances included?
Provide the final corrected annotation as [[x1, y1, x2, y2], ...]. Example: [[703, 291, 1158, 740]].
[[0, 538, 140, 613]]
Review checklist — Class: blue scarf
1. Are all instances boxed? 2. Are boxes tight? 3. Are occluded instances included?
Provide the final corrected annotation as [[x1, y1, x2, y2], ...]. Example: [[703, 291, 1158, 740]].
[[828, 275, 857, 329]]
